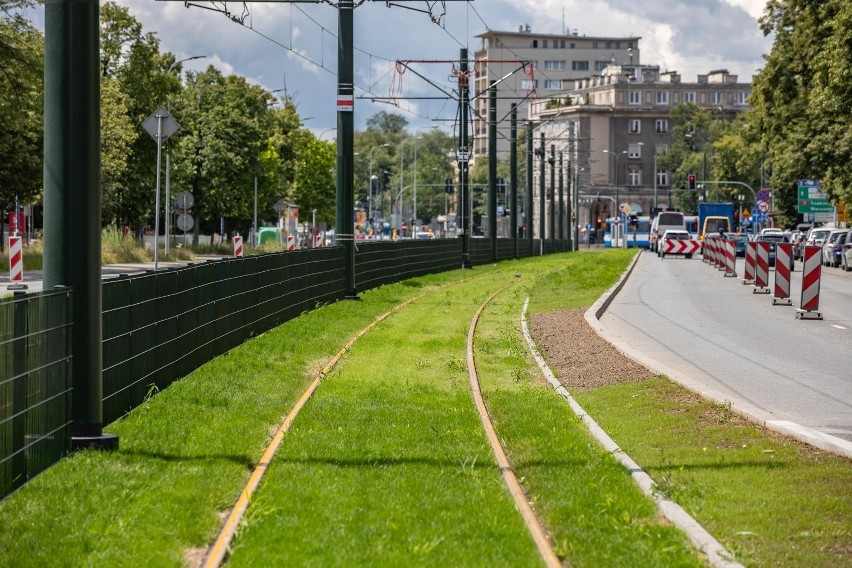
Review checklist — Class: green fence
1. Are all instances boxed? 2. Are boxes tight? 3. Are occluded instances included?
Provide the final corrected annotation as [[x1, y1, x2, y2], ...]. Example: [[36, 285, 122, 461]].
[[101, 248, 347, 424], [2, 238, 572, 499], [1, 289, 74, 498]]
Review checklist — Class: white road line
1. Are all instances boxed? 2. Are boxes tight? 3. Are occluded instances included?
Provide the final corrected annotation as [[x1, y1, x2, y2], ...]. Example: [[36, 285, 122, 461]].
[[831, 325, 847, 330]]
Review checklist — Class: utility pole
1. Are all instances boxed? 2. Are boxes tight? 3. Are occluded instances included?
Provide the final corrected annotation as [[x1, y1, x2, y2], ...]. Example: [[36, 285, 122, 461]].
[[549, 144, 556, 251], [526, 124, 534, 257], [539, 132, 545, 255], [336, 0, 356, 297], [488, 80, 497, 262], [459, 48, 471, 268], [558, 151, 564, 248], [510, 104, 518, 259]]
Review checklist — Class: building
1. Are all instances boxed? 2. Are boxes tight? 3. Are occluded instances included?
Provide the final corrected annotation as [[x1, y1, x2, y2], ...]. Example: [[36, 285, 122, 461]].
[[527, 65, 752, 237], [472, 26, 640, 160]]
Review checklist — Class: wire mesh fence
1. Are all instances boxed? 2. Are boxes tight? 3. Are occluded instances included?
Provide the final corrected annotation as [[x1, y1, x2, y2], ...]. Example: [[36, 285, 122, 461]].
[[0, 288, 74, 499], [354, 239, 462, 292]]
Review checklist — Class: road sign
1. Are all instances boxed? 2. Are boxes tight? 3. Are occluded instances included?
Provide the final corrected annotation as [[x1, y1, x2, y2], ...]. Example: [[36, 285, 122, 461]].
[[176, 214, 194, 231], [798, 179, 832, 213], [757, 200, 769, 213], [142, 106, 180, 142], [176, 191, 194, 210], [273, 200, 286, 216]]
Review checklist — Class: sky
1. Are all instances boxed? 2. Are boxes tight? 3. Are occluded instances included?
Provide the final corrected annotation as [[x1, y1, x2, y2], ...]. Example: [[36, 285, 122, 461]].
[[31, 0, 772, 137]]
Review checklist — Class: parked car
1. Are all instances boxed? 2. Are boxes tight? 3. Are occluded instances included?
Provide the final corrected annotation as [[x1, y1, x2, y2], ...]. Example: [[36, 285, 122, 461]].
[[725, 233, 750, 257], [822, 229, 848, 267], [842, 230, 852, 271], [789, 230, 805, 260], [822, 229, 847, 266], [805, 227, 833, 249], [753, 233, 792, 269]]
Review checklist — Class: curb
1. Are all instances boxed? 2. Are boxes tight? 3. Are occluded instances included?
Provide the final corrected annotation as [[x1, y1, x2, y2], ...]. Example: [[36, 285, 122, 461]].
[[585, 252, 852, 460]]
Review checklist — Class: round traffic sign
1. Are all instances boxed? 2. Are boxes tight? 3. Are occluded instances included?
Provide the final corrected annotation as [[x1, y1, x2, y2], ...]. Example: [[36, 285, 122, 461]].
[[176, 213, 194, 231], [757, 200, 769, 213], [176, 191, 194, 210]]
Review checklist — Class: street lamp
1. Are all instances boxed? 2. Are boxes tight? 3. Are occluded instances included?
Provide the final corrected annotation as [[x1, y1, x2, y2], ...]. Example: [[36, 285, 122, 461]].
[[253, 88, 284, 247], [368, 144, 390, 237], [602, 149, 627, 218], [399, 137, 416, 234], [164, 54, 206, 256]]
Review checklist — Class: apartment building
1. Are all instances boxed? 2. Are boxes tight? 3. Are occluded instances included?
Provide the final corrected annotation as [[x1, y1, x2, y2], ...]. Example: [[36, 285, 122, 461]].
[[472, 25, 640, 160], [527, 65, 752, 237]]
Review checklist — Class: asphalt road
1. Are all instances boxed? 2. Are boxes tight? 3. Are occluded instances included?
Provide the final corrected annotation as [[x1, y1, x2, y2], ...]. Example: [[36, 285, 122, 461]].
[[600, 250, 852, 444]]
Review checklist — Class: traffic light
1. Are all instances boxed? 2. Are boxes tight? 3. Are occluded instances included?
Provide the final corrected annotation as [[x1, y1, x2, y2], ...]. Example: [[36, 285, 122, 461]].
[[688, 174, 696, 191]]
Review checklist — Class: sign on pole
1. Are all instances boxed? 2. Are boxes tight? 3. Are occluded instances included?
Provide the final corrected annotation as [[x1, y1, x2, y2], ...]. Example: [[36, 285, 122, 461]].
[[142, 107, 181, 269], [798, 179, 833, 214]]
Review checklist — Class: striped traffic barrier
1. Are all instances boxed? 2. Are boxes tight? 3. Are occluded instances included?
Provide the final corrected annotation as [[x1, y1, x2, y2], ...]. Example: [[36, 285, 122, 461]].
[[742, 241, 756, 284], [716, 238, 726, 271], [724, 239, 737, 277], [753, 241, 770, 294], [773, 242, 793, 306], [234, 235, 243, 257], [312, 234, 324, 248], [702, 238, 711, 264], [286, 234, 296, 251], [797, 245, 823, 319], [8, 235, 23, 283]]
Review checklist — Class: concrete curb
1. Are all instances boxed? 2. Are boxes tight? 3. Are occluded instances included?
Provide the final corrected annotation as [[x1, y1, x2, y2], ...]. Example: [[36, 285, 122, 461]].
[[522, 297, 742, 568], [585, 252, 852, 460]]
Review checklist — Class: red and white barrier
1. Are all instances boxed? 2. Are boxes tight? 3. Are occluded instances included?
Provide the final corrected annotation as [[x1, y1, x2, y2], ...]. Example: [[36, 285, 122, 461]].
[[286, 234, 296, 252], [713, 238, 724, 270], [234, 235, 243, 257], [312, 234, 324, 248], [742, 241, 756, 284], [702, 238, 712, 264], [662, 238, 700, 257], [797, 245, 823, 319], [724, 239, 737, 277], [8, 235, 23, 282], [773, 242, 793, 306], [753, 241, 770, 294]]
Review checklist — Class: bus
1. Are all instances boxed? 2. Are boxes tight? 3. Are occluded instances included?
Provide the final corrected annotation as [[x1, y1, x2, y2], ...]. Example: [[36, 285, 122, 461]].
[[604, 216, 651, 248]]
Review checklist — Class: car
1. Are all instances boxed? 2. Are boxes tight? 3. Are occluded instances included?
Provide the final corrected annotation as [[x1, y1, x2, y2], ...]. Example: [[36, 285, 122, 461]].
[[788, 230, 805, 260], [753, 233, 792, 269], [760, 227, 784, 236], [822, 229, 847, 267], [804, 227, 833, 249], [415, 231, 435, 240], [842, 230, 852, 271], [724, 233, 750, 257], [658, 229, 694, 259]]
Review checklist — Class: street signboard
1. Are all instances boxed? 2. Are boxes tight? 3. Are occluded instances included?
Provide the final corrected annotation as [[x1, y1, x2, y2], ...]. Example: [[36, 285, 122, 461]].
[[176, 214, 194, 231], [798, 179, 833, 213], [176, 191, 194, 210], [142, 106, 180, 142]]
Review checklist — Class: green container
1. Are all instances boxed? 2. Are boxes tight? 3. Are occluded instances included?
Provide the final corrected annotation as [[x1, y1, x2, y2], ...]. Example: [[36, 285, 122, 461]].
[[258, 227, 280, 245]]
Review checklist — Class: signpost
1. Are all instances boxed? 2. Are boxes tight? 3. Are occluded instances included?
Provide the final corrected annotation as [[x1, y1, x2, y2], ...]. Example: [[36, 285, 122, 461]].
[[142, 106, 180, 269], [797, 179, 833, 214], [176, 191, 194, 247]]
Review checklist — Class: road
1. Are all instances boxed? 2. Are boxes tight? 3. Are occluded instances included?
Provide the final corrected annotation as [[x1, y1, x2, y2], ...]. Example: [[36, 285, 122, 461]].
[[600, 250, 852, 445]]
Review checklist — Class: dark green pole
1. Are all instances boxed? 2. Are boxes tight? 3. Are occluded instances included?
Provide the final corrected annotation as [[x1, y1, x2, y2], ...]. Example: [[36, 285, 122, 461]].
[[549, 144, 556, 251], [336, 1, 356, 297], [526, 125, 533, 257], [539, 132, 545, 254], [510, 104, 518, 258], [558, 151, 564, 249], [44, 0, 116, 449], [459, 48, 471, 268], [488, 81, 497, 262]]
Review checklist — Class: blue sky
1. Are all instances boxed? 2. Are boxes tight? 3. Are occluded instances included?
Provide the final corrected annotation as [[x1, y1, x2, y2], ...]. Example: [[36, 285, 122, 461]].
[[31, 0, 771, 136]]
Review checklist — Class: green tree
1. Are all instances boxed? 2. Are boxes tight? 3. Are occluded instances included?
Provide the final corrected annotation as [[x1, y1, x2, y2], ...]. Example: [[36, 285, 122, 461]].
[[0, 0, 43, 244], [100, 77, 135, 226], [291, 136, 336, 226]]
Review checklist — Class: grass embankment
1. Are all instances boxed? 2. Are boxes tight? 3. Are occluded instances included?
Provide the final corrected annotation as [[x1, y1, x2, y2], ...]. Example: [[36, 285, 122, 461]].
[[1, 249, 849, 567]]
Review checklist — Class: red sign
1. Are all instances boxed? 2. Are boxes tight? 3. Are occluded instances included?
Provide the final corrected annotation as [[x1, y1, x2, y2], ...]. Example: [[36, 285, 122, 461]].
[[663, 238, 700, 255], [7, 211, 25, 233]]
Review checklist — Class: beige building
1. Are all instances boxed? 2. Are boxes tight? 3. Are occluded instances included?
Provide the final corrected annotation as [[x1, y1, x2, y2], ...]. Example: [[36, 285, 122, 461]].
[[473, 26, 640, 160], [528, 65, 752, 236]]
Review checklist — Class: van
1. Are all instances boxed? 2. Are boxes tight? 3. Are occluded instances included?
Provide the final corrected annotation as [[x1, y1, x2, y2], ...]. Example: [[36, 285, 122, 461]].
[[651, 211, 686, 253]]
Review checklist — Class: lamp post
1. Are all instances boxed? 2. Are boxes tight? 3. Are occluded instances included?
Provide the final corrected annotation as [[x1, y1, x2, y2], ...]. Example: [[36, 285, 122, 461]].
[[368, 144, 389, 237], [253, 88, 284, 247], [399, 137, 416, 235], [603, 149, 627, 218], [164, 54, 206, 256]]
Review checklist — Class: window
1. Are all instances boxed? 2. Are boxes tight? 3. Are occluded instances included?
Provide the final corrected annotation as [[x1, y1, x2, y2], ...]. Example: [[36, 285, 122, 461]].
[[656, 168, 669, 187], [543, 79, 561, 89], [628, 143, 643, 159], [542, 39, 548, 48], [684, 91, 696, 103], [628, 91, 641, 105], [531, 60, 539, 69], [615, 41, 621, 49], [628, 167, 641, 186], [543, 60, 566, 71], [572, 60, 589, 71], [559, 40, 566, 48], [656, 91, 669, 105], [628, 119, 641, 134], [532, 40, 538, 48], [592, 41, 598, 49], [737, 91, 749, 105], [521, 79, 538, 90], [711, 92, 722, 105], [606, 41, 612, 49], [570, 42, 576, 49], [595, 60, 610, 72], [655, 119, 669, 133]]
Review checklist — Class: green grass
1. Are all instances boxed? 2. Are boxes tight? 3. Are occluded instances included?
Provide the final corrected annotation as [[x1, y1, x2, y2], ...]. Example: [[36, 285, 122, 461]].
[[573, 378, 852, 567], [1, 248, 848, 567]]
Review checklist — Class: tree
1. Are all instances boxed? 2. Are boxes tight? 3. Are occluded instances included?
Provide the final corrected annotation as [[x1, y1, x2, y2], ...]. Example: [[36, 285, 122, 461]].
[[291, 136, 335, 226], [100, 78, 134, 226], [0, 0, 43, 248]]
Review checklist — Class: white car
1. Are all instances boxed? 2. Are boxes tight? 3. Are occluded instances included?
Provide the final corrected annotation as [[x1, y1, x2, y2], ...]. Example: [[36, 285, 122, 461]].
[[658, 229, 694, 259]]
